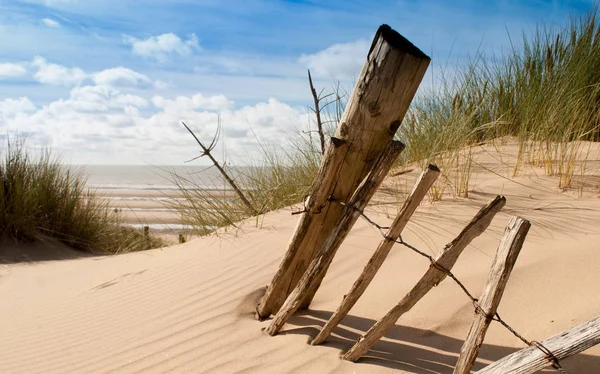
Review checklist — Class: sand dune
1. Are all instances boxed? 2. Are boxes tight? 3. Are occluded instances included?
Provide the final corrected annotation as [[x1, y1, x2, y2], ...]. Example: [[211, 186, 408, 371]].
[[1, 143, 599, 373]]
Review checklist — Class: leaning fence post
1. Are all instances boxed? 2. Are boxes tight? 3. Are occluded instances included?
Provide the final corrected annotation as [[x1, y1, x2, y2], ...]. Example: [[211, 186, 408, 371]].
[[266, 140, 405, 336], [453, 216, 531, 374], [310, 164, 440, 345], [478, 315, 600, 374], [342, 196, 507, 361], [256, 24, 430, 319], [255, 136, 349, 320]]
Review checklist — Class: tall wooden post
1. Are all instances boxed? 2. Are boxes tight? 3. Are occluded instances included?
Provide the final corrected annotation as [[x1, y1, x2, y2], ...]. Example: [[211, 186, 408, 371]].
[[256, 24, 431, 319]]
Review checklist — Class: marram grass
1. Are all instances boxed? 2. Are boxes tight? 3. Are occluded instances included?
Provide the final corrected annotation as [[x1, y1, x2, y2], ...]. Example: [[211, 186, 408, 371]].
[[400, 7, 600, 194], [0, 141, 165, 254], [174, 8, 600, 234]]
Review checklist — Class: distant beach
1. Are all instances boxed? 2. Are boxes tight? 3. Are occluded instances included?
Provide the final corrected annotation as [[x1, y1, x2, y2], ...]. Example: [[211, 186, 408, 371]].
[[79, 165, 241, 233]]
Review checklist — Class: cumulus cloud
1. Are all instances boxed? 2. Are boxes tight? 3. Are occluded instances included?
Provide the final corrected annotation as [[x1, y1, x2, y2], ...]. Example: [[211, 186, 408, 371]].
[[299, 39, 370, 79], [0, 97, 36, 118], [64, 85, 148, 113], [0, 86, 304, 164], [41, 18, 60, 28], [0, 63, 27, 79], [32, 56, 87, 86], [124, 33, 200, 62], [92, 67, 153, 89], [152, 93, 233, 112]]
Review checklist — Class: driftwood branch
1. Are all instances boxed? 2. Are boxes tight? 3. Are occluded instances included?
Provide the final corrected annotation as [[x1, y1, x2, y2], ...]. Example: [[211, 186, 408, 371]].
[[478, 315, 600, 374], [308, 69, 326, 155], [453, 216, 531, 374], [181, 121, 257, 216], [311, 164, 441, 345], [343, 195, 507, 361], [266, 140, 405, 336], [256, 25, 430, 318]]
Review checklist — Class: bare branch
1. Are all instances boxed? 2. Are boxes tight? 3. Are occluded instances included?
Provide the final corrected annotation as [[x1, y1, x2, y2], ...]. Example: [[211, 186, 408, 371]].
[[308, 69, 326, 155], [181, 121, 257, 216]]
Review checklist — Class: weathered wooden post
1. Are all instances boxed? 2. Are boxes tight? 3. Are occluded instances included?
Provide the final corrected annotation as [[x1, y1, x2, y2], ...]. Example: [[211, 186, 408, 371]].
[[342, 196, 507, 361], [478, 315, 600, 374], [256, 24, 431, 319], [266, 140, 405, 336], [453, 216, 531, 374]]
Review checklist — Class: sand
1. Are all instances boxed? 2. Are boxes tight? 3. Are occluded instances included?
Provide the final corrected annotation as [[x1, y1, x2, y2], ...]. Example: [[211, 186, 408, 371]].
[[1, 141, 599, 373]]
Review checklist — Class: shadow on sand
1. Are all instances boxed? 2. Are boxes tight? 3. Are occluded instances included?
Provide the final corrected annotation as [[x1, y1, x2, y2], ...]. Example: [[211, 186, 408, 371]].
[[0, 236, 98, 264], [276, 309, 599, 373]]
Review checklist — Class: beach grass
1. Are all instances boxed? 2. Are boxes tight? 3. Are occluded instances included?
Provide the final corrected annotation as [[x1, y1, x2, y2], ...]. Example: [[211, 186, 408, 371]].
[[168, 131, 322, 236], [173, 8, 600, 235], [0, 140, 165, 254], [399, 7, 600, 196]]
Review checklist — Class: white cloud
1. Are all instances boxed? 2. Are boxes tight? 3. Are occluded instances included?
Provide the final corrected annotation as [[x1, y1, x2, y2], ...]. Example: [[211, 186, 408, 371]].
[[64, 85, 148, 113], [0, 97, 36, 118], [0, 85, 305, 164], [32, 56, 87, 86], [0, 63, 27, 79], [41, 18, 61, 28], [124, 33, 200, 62], [152, 93, 233, 112], [92, 67, 153, 89], [299, 39, 370, 79]]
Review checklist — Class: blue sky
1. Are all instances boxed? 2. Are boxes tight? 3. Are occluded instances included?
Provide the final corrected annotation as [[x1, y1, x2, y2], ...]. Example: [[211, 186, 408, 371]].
[[0, 0, 594, 164]]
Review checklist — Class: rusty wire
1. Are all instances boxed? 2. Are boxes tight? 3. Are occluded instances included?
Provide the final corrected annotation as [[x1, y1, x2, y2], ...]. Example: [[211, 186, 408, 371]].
[[329, 198, 570, 373]]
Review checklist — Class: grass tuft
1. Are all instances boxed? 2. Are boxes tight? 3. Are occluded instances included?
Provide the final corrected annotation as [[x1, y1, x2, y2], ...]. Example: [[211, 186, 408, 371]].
[[400, 7, 600, 196], [168, 131, 322, 236], [0, 140, 165, 254]]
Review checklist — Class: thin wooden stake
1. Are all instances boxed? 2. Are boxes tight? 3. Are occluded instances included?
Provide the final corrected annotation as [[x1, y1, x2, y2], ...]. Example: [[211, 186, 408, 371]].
[[256, 25, 430, 318], [311, 164, 441, 345], [256, 137, 349, 320], [181, 121, 257, 216], [343, 196, 507, 361], [453, 216, 531, 374], [478, 315, 600, 374], [266, 140, 405, 336]]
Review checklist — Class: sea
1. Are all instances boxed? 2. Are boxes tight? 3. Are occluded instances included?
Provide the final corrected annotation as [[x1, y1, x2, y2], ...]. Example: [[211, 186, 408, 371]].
[[77, 165, 241, 232]]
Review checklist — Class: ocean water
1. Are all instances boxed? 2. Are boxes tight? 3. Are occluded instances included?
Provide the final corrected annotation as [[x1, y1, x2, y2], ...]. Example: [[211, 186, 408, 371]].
[[81, 165, 236, 193], [75, 165, 245, 231]]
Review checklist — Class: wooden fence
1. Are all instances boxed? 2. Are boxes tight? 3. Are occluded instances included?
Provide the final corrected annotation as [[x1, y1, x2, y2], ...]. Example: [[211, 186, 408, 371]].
[[257, 24, 600, 373]]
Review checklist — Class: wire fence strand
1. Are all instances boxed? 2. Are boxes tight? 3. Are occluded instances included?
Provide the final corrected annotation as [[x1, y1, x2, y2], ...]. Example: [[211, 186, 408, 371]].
[[329, 198, 571, 373]]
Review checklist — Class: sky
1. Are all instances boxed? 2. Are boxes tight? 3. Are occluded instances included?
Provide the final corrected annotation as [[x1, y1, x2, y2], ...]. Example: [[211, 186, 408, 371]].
[[0, 0, 594, 165]]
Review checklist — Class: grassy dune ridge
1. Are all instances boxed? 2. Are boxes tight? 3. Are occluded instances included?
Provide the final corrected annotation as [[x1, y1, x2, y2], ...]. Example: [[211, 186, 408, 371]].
[[0, 141, 164, 254], [401, 8, 600, 195]]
